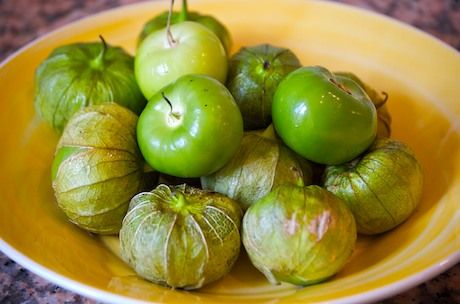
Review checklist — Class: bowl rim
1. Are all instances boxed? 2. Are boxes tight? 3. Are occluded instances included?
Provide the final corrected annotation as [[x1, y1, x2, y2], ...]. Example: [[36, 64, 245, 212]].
[[2, 239, 459, 304], [1, 1, 459, 303]]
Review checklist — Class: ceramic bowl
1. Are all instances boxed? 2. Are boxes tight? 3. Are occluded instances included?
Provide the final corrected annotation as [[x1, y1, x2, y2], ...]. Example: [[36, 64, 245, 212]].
[[1, 0, 459, 303]]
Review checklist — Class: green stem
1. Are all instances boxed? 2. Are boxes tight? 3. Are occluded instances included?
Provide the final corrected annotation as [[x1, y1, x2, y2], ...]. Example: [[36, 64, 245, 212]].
[[92, 35, 108, 69], [179, 0, 189, 21]]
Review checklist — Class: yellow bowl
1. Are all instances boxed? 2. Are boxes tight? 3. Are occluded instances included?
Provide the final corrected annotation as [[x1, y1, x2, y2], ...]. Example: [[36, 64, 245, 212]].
[[0, 0, 459, 303]]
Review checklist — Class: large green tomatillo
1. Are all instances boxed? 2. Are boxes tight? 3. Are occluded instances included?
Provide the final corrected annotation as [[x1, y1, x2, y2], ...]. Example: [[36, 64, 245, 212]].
[[201, 126, 313, 210], [335, 72, 391, 139], [323, 138, 423, 235], [119, 184, 242, 289], [242, 185, 356, 286], [226, 44, 301, 130], [34, 38, 146, 132], [138, 0, 231, 54], [272, 66, 377, 165], [137, 74, 243, 178], [135, 21, 227, 99], [52, 104, 144, 234]]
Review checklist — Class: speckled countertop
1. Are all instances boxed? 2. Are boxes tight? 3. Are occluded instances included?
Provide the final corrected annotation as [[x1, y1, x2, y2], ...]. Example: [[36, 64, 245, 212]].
[[0, 0, 459, 303]]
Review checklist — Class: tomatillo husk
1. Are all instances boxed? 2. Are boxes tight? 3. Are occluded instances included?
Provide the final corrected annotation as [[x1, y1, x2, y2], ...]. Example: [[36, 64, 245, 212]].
[[242, 185, 356, 286], [226, 44, 301, 130], [323, 138, 423, 235], [34, 37, 146, 132], [119, 184, 242, 289], [52, 103, 144, 234], [201, 126, 313, 210]]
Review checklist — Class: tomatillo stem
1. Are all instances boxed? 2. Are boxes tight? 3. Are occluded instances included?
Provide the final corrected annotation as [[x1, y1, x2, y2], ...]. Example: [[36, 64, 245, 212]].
[[179, 0, 188, 21], [162, 92, 181, 121], [91, 35, 108, 69], [161, 92, 174, 112], [166, 0, 177, 47]]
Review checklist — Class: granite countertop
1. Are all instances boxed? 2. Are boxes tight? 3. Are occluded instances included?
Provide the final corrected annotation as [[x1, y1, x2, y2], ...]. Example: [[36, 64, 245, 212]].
[[0, 0, 459, 303]]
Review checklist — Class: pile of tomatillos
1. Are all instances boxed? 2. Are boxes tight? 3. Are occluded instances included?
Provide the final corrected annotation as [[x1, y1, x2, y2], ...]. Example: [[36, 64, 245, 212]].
[[35, 0, 423, 290]]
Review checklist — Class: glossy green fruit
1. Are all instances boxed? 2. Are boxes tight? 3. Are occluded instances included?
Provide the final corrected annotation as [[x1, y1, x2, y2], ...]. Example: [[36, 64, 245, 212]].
[[226, 44, 301, 129], [35, 38, 145, 132], [135, 21, 227, 99], [52, 104, 144, 234], [323, 138, 423, 235], [137, 74, 243, 178], [119, 184, 242, 289], [242, 185, 356, 286], [202, 126, 312, 210], [272, 66, 377, 165]]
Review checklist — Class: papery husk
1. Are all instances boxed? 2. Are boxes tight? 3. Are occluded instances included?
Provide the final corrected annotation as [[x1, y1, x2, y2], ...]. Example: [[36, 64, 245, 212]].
[[34, 40, 146, 132], [52, 103, 144, 234], [323, 138, 423, 235], [201, 128, 312, 210], [119, 184, 242, 289], [242, 185, 356, 286]]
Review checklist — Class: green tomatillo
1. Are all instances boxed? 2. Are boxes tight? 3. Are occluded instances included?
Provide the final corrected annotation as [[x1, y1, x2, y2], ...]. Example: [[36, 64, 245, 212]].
[[51, 103, 144, 234], [138, 0, 231, 54], [242, 184, 356, 286], [119, 184, 242, 289], [34, 36, 146, 132], [272, 66, 377, 165], [135, 21, 227, 100], [323, 138, 423, 235], [226, 44, 301, 130], [137, 74, 243, 178]]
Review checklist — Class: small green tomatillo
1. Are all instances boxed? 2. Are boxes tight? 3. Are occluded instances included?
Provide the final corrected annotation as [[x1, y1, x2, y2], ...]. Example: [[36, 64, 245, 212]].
[[272, 66, 377, 165], [137, 74, 243, 178]]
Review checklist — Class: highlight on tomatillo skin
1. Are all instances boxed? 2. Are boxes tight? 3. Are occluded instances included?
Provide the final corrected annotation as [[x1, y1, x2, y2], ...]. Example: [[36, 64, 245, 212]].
[[34, 36, 146, 132], [119, 184, 242, 289], [137, 74, 243, 178], [52, 103, 144, 234], [242, 185, 356, 286]]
